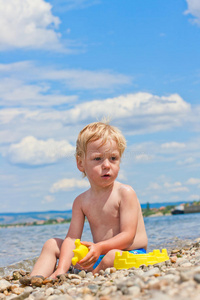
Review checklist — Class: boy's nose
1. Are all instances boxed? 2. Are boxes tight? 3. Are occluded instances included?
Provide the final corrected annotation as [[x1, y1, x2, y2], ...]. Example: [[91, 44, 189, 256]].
[[102, 158, 110, 169]]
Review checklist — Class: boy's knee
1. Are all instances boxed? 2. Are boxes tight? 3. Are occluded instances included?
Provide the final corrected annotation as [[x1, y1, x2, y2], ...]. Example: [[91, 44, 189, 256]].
[[103, 249, 121, 265], [43, 238, 57, 251]]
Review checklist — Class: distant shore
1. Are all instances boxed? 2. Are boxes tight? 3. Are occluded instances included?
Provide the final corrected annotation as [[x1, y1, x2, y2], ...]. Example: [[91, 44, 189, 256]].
[[0, 217, 71, 229], [1, 201, 199, 229]]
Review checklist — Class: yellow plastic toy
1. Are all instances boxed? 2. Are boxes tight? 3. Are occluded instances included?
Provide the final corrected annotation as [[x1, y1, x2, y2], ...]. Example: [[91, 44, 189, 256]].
[[71, 239, 89, 266], [114, 249, 169, 269]]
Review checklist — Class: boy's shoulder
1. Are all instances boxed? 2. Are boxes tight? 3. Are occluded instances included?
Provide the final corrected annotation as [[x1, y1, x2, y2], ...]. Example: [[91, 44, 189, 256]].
[[74, 188, 91, 203], [115, 181, 137, 198]]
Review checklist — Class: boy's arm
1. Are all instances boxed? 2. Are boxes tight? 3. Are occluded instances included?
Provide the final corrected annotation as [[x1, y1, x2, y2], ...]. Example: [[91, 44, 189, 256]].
[[79, 188, 140, 268], [51, 195, 85, 277]]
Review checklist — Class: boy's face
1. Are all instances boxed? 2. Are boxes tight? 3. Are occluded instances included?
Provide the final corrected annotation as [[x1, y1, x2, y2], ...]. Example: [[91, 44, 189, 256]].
[[77, 138, 121, 189]]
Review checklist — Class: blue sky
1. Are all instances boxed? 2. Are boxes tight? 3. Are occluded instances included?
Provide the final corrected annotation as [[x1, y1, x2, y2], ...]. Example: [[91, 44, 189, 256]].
[[0, 0, 200, 213]]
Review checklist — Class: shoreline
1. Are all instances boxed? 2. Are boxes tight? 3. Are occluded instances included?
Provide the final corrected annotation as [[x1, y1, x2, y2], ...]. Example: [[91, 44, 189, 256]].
[[1, 211, 200, 229], [0, 237, 200, 299]]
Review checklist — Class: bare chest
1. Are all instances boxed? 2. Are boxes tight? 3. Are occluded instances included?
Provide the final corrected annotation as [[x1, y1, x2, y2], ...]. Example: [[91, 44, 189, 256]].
[[83, 197, 120, 226]]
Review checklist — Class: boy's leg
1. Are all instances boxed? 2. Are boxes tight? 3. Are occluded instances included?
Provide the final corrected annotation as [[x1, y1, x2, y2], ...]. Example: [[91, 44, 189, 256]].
[[92, 249, 122, 274], [30, 238, 63, 277]]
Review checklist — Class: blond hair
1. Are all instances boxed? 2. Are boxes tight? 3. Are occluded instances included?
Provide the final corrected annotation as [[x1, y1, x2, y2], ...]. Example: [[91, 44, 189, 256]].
[[76, 122, 126, 159]]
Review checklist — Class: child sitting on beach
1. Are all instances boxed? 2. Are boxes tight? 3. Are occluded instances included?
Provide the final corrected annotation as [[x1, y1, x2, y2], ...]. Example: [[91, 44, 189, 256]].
[[31, 122, 148, 278]]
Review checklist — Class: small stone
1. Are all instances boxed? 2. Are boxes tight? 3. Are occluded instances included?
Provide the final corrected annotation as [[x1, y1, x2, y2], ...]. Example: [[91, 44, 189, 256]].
[[128, 285, 140, 296], [70, 279, 81, 285], [104, 268, 111, 275], [143, 267, 160, 277], [19, 270, 27, 276], [99, 270, 105, 276], [57, 283, 70, 293], [30, 276, 44, 287], [57, 274, 67, 282], [13, 271, 22, 280], [183, 244, 192, 250], [110, 267, 116, 274], [194, 273, 200, 283], [83, 295, 94, 300], [11, 287, 25, 295], [180, 271, 191, 282], [24, 286, 33, 293], [171, 249, 180, 254], [170, 256, 177, 263], [19, 275, 31, 286], [67, 274, 81, 280], [181, 262, 192, 268], [43, 277, 54, 285], [78, 270, 86, 278], [87, 284, 99, 294], [45, 287, 55, 296], [100, 286, 117, 296], [0, 279, 12, 292], [86, 272, 94, 279], [3, 275, 13, 282]]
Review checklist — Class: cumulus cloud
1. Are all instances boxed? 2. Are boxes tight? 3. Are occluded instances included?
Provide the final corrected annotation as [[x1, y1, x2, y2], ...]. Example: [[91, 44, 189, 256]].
[[6, 136, 75, 166], [0, 0, 63, 51], [0, 62, 132, 107], [161, 142, 186, 149], [177, 157, 195, 165], [0, 92, 192, 144], [185, 0, 200, 25], [50, 178, 90, 192], [164, 181, 189, 193], [186, 178, 200, 187], [43, 69, 132, 90], [57, 93, 191, 134], [0, 78, 77, 107], [42, 195, 55, 203], [188, 194, 200, 200]]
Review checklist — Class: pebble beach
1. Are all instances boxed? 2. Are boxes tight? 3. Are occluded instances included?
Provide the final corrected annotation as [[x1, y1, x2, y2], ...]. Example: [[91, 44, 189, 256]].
[[1, 237, 200, 300]]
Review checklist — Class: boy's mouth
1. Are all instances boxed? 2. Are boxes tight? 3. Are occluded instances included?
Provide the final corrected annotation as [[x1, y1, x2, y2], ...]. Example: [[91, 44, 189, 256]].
[[102, 174, 111, 178]]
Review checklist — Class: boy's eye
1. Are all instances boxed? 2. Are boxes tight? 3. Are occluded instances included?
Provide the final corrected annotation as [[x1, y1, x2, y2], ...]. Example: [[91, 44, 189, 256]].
[[111, 156, 117, 161], [94, 157, 101, 161]]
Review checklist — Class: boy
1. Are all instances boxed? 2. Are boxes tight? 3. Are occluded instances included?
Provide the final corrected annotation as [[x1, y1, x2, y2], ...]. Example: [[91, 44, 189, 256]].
[[31, 122, 148, 278]]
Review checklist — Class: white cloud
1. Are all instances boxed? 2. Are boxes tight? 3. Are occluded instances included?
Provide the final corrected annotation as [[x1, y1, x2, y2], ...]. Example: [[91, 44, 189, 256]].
[[49, 93, 190, 131], [185, 0, 200, 25], [0, 78, 77, 107], [43, 69, 132, 90], [186, 178, 200, 187], [50, 0, 101, 12], [161, 142, 186, 149], [134, 153, 153, 162], [50, 178, 90, 192], [42, 195, 55, 203], [147, 182, 162, 190], [188, 194, 200, 200], [0, 62, 132, 107], [164, 181, 189, 193], [0, 92, 193, 146], [0, 0, 63, 51], [177, 157, 195, 165], [5, 136, 75, 166]]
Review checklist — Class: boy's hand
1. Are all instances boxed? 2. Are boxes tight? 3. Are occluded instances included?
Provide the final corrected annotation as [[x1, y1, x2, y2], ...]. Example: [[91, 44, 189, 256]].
[[78, 241, 102, 269]]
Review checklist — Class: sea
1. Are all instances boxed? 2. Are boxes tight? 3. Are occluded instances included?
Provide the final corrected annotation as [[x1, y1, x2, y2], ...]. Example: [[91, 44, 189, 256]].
[[0, 213, 200, 276]]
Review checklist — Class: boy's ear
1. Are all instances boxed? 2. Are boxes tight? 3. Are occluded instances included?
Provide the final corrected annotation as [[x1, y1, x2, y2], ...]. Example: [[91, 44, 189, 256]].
[[76, 155, 85, 172]]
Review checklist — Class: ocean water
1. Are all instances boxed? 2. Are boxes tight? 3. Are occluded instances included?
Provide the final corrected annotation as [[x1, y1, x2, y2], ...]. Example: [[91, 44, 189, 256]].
[[1, 213, 200, 276]]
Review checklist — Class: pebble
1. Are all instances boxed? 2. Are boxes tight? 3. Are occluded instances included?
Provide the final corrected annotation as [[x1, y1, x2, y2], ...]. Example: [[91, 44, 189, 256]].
[[194, 273, 200, 283], [1, 238, 200, 300], [0, 280, 11, 292]]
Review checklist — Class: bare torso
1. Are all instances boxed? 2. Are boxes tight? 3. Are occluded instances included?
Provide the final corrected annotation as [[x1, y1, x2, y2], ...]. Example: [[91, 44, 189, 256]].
[[80, 181, 148, 250]]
